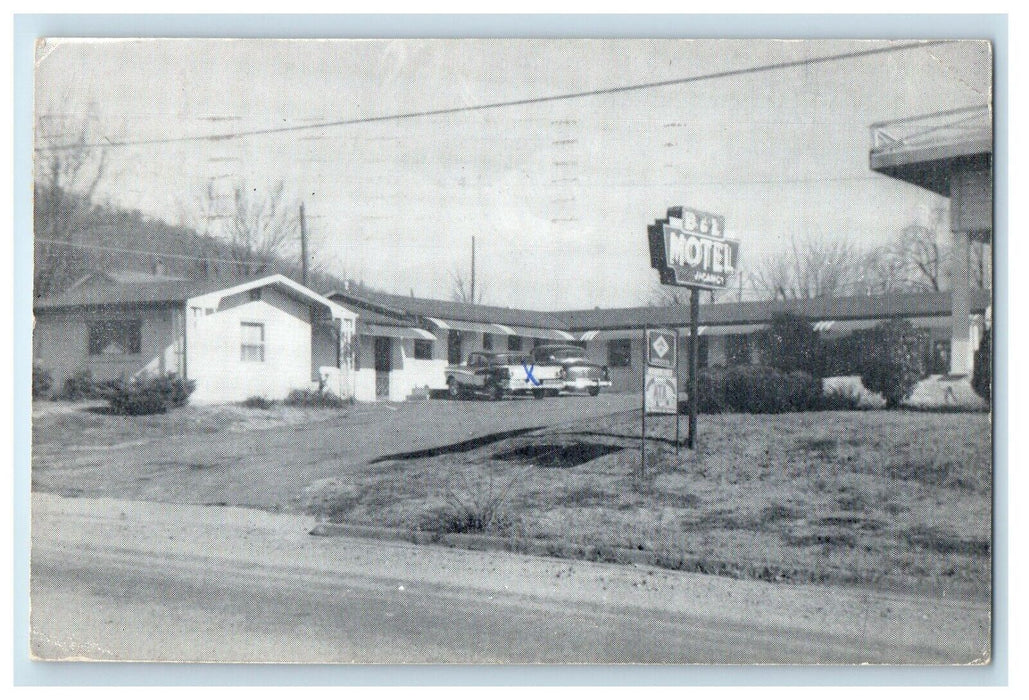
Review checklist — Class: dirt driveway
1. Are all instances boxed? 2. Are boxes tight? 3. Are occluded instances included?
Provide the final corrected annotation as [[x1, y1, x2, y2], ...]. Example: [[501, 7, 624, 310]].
[[32, 393, 638, 512]]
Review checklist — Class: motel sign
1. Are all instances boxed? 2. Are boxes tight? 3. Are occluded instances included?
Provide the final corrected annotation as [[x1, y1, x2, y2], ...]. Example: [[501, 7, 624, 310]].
[[648, 206, 741, 290]]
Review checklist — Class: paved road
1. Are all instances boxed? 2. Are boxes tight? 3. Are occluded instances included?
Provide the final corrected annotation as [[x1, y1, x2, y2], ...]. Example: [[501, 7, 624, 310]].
[[32, 393, 638, 512], [31, 494, 990, 664]]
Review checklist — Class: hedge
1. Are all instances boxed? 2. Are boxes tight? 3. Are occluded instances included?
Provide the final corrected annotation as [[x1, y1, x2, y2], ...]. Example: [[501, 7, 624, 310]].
[[105, 374, 195, 415]]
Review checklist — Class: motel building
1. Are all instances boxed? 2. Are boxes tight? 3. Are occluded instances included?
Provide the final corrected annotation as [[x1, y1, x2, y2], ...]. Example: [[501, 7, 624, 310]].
[[34, 255, 990, 406], [333, 287, 991, 400], [869, 104, 993, 377]]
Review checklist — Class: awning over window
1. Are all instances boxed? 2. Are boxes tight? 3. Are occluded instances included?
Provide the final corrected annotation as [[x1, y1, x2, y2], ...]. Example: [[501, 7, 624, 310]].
[[362, 324, 437, 341], [491, 324, 576, 341], [425, 317, 496, 334], [694, 324, 767, 336], [814, 319, 880, 336]]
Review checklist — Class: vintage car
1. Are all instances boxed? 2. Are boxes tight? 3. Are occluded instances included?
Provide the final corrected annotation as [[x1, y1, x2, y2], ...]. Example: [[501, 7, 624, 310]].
[[445, 351, 564, 400], [530, 344, 612, 396]]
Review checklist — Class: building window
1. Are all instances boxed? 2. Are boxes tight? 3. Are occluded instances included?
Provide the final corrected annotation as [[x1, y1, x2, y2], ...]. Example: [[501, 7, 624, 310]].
[[414, 339, 434, 360], [448, 330, 462, 365], [726, 334, 752, 365], [482, 333, 493, 351], [608, 338, 632, 368], [88, 320, 142, 356], [241, 322, 265, 362], [508, 335, 523, 351]]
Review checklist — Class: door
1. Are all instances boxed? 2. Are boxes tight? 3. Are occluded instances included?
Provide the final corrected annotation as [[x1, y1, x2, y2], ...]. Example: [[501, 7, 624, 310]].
[[374, 337, 392, 398]]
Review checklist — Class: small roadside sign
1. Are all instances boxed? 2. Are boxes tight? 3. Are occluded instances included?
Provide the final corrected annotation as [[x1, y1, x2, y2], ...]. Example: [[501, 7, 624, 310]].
[[647, 329, 676, 369], [645, 367, 677, 415]]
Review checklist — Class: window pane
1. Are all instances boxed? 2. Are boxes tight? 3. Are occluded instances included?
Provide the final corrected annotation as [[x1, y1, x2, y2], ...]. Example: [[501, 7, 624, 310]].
[[608, 338, 632, 367], [241, 323, 264, 344], [88, 320, 141, 356], [414, 339, 433, 360]]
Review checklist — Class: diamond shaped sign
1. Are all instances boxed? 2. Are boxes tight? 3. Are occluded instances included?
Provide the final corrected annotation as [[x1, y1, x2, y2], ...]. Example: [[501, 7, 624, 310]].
[[652, 335, 669, 358], [646, 329, 676, 369]]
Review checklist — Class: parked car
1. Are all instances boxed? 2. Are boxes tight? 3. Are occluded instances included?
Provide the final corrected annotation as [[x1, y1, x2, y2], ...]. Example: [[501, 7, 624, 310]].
[[530, 344, 612, 396], [445, 351, 564, 400]]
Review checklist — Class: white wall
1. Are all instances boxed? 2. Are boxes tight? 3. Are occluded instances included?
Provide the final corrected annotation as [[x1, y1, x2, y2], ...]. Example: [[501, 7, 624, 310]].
[[188, 288, 314, 404]]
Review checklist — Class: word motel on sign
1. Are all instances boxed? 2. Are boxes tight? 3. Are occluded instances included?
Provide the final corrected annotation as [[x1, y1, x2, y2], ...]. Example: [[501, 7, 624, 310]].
[[664, 226, 736, 275]]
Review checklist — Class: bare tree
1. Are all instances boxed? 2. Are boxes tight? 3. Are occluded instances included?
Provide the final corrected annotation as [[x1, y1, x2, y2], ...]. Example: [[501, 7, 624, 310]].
[[748, 235, 863, 300], [970, 239, 991, 289], [449, 266, 485, 304], [895, 207, 950, 292], [858, 245, 912, 295], [33, 111, 109, 298], [190, 180, 299, 279]]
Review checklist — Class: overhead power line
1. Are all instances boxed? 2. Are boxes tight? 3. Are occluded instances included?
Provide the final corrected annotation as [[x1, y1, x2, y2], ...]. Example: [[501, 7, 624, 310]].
[[36, 40, 956, 152]]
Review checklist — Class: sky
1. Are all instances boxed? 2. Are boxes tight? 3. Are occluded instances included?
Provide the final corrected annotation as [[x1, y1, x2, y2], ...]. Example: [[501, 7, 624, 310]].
[[33, 38, 992, 310]]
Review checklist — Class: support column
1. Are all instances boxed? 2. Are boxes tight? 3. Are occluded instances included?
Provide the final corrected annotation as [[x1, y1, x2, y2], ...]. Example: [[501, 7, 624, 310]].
[[950, 228, 972, 376]]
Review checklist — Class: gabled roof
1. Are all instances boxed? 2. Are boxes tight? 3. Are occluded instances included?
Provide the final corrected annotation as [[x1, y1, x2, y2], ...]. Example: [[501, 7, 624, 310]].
[[35, 276, 233, 310], [329, 289, 570, 330], [34, 273, 351, 318], [551, 289, 993, 331]]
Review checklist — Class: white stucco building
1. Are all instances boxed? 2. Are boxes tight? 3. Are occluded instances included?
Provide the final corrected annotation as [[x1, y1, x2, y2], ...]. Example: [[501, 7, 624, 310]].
[[34, 272, 357, 404]]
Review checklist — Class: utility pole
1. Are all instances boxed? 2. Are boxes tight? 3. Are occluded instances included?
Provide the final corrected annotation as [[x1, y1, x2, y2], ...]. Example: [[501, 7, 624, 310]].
[[471, 235, 476, 305], [299, 202, 309, 286]]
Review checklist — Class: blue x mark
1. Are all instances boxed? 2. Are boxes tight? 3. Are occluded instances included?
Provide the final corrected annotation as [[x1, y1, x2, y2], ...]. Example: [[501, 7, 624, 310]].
[[521, 362, 541, 386]]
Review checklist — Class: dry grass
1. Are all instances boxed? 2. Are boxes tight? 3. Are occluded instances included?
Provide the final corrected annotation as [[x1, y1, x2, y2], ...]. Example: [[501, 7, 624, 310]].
[[308, 410, 992, 598]]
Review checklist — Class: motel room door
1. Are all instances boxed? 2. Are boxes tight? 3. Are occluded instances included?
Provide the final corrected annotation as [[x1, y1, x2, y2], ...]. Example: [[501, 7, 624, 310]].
[[374, 337, 392, 399]]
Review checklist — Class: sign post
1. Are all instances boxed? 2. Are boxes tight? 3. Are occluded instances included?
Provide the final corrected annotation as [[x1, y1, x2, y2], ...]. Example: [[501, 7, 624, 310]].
[[648, 206, 740, 450], [674, 327, 680, 456], [640, 328, 647, 479], [642, 328, 678, 472], [688, 288, 699, 449]]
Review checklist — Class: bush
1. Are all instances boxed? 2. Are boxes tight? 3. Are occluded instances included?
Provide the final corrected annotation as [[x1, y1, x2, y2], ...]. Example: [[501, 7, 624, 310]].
[[972, 327, 991, 403], [241, 395, 275, 410], [105, 373, 196, 415], [689, 365, 822, 414], [32, 365, 53, 399], [283, 388, 349, 409], [758, 313, 824, 377], [859, 319, 928, 408], [60, 368, 102, 400]]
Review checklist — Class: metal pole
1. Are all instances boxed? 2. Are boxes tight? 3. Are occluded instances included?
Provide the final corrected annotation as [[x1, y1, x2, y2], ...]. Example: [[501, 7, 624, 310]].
[[688, 288, 700, 449], [641, 327, 647, 479], [675, 326, 680, 457], [299, 202, 309, 287]]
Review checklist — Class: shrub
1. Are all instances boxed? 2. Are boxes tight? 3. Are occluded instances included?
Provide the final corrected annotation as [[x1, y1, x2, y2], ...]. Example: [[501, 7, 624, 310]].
[[32, 365, 53, 399], [283, 388, 349, 409], [972, 327, 991, 403], [689, 365, 822, 414], [60, 368, 101, 400], [105, 373, 196, 415], [758, 313, 824, 377], [241, 395, 275, 410], [859, 319, 928, 408]]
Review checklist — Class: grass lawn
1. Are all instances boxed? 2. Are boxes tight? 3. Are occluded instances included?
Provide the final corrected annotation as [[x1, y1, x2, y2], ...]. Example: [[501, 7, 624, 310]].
[[308, 409, 992, 599]]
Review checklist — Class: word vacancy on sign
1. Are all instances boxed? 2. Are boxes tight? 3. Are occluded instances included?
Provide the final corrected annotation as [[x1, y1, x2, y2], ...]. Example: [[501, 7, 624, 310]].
[[648, 206, 741, 290]]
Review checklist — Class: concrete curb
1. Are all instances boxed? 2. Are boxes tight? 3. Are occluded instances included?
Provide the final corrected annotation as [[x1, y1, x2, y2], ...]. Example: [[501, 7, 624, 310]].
[[308, 520, 917, 591]]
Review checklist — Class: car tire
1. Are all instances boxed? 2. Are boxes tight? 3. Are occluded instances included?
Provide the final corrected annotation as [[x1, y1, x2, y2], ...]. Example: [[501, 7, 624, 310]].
[[447, 378, 461, 400], [532, 389, 545, 399], [489, 383, 505, 401], [588, 386, 600, 397]]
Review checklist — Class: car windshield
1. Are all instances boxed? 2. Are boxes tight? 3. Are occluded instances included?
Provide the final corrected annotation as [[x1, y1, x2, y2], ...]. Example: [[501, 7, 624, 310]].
[[537, 347, 586, 361], [495, 353, 530, 365]]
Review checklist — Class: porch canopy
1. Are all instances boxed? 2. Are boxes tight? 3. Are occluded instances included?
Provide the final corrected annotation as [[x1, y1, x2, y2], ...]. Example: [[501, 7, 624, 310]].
[[360, 323, 437, 341]]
